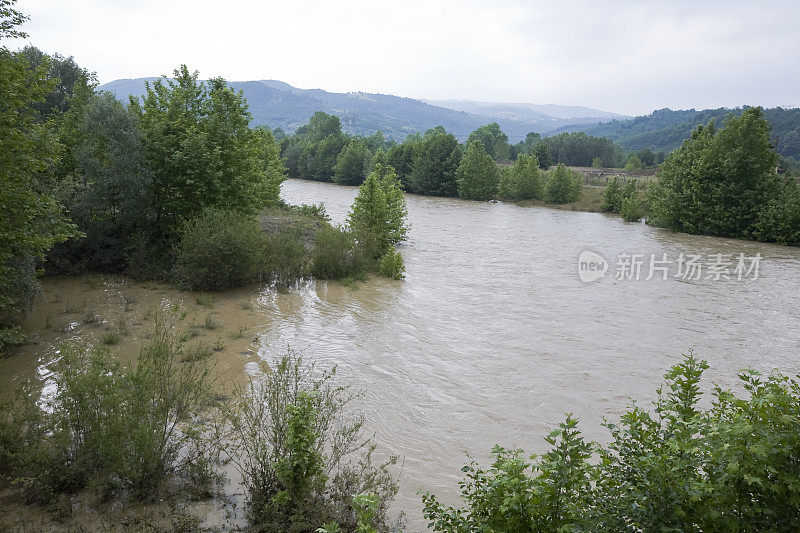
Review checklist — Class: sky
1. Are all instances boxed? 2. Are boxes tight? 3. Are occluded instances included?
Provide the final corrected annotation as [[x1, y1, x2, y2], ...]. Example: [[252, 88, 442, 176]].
[[9, 0, 800, 116]]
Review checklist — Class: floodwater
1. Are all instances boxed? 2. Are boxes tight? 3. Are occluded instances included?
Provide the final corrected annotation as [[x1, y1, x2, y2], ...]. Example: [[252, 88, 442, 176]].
[[4, 178, 800, 530]]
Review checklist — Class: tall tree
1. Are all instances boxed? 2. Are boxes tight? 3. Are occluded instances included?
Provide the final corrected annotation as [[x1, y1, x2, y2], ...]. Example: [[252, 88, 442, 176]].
[[333, 139, 371, 185], [649, 108, 781, 239], [456, 140, 499, 201], [408, 127, 462, 197], [0, 0, 76, 352], [468, 122, 511, 161]]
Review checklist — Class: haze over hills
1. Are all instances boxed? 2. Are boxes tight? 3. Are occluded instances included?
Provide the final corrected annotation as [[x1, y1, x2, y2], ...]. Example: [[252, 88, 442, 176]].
[[99, 78, 623, 142]]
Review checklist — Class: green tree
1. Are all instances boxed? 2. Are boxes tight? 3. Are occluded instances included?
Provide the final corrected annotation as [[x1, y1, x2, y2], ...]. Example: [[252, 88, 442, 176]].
[[624, 154, 643, 171], [545, 163, 581, 204], [467, 122, 511, 161], [601, 177, 622, 213], [132, 66, 278, 233], [649, 108, 782, 239], [456, 140, 499, 201], [533, 141, 553, 169], [0, 2, 77, 353], [408, 127, 462, 196], [347, 166, 409, 257], [333, 139, 370, 185]]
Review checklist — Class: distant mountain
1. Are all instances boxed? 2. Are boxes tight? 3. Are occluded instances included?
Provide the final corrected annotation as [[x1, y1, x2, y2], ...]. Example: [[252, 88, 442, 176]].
[[99, 78, 620, 142], [552, 107, 800, 161], [425, 99, 627, 122]]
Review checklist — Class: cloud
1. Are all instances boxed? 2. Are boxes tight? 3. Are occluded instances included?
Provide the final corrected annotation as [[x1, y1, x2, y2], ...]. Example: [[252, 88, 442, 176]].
[[10, 0, 800, 115]]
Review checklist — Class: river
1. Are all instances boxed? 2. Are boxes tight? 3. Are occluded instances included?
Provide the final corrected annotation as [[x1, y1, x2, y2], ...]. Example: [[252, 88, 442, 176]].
[[6, 178, 800, 530]]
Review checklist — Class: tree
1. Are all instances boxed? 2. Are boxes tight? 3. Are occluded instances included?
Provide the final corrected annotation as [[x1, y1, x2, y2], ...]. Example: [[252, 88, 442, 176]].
[[456, 140, 499, 201], [545, 163, 581, 204], [408, 127, 462, 196], [503, 154, 542, 201], [624, 154, 643, 171], [648, 108, 782, 239], [333, 139, 371, 185], [467, 122, 511, 161], [601, 177, 623, 213], [534, 141, 553, 169], [347, 166, 409, 256], [0, 1, 77, 353], [132, 66, 278, 233]]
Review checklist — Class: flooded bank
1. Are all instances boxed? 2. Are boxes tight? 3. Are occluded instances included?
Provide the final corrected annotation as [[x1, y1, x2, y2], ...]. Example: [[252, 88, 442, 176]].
[[3, 178, 800, 530]]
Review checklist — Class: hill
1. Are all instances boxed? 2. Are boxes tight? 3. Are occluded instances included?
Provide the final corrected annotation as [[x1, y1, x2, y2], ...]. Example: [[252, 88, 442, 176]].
[[554, 107, 800, 162], [99, 78, 619, 142]]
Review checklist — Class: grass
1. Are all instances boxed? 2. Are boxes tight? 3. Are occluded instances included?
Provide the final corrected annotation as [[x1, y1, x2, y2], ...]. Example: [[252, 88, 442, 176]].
[[101, 331, 121, 346]]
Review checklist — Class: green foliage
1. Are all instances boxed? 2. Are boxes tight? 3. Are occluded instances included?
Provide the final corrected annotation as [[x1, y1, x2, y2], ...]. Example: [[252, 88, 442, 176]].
[[0, 17, 78, 354], [132, 66, 281, 233], [175, 208, 268, 291], [422, 415, 592, 532], [456, 140, 500, 201], [423, 353, 800, 531], [499, 154, 542, 201], [755, 175, 800, 245], [533, 142, 553, 169], [648, 108, 784, 240], [1, 310, 219, 502], [619, 193, 643, 222], [230, 350, 399, 532], [377, 247, 405, 280], [545, 132, 622, 167], [334, 139, 371, 185], [545, 163, 581, 204], [348, 167, 409, 257], [467, 122, 511, 161], [311, 225, 366, 280], [408, 127, 462, 196], [591, 156, 603, 168], [601, 176, 622, 213], [624, 154, 643, 171]]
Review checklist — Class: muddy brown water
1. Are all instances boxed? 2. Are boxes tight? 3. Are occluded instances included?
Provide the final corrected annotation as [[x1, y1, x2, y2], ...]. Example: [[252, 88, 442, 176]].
[[3, 178, 800, 530]]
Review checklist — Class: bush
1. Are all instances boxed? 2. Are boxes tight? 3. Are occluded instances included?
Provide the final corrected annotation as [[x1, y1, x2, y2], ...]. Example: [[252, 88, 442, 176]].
[[499, 154, 542, 201], [230, 350, 399, 532], [263, 226, 310, 286], [422, 353, 800, 531], [619, 194, 643, 222], [175, 208, 268, 291], [377, 247, 405, 280], [545, 163, 582, 204], [310, 225, 366, 280], [1, 309, 220, 503]]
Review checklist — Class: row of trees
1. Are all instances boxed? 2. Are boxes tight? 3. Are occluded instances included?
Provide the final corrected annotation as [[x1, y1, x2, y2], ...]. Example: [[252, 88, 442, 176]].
[[278, 117, 652, 197]]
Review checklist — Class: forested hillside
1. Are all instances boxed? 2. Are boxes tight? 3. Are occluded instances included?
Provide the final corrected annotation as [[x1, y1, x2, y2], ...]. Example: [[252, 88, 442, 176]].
[[557, 107, 800, 165]]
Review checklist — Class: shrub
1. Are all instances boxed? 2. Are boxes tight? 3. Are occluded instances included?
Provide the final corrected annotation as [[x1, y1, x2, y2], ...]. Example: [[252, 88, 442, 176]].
[[176, 208, 267, 291], [499, 154, 542, 201], [592, 157, 603, 168], [310, 225, 366, 280], [619, 194, 643, 222], [545, 163, 582, 204], [601, 176, 622, 213], [1, 309, 220, 503], [230, 350, 399, 532], [263, 226, 310, 286], [423, 353, 800, 531], [295, 202, 330, 220], [377, 247, 405, 280]]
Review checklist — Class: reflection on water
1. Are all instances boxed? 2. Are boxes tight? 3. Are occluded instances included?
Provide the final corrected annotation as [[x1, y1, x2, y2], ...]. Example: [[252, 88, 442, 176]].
[[4, 178, 800, 530]]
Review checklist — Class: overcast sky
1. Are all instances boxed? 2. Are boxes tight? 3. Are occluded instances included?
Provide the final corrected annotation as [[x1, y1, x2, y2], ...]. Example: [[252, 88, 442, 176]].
[[10, 0, 800, 116]]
